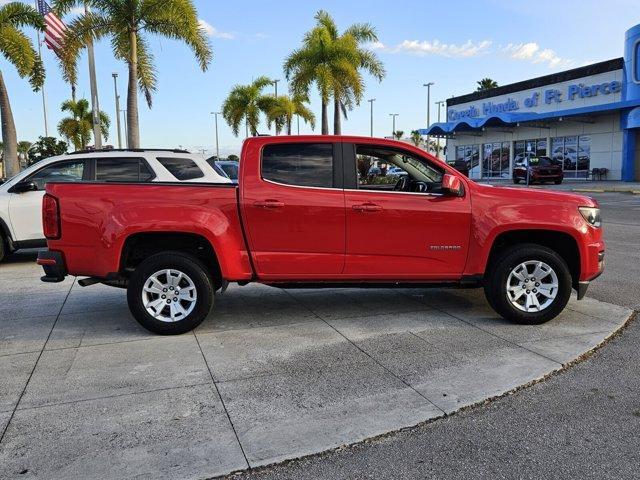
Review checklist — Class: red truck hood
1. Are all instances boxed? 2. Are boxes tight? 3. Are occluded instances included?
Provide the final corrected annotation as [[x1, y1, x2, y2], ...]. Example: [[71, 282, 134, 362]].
[[472, 182, 599, 208]]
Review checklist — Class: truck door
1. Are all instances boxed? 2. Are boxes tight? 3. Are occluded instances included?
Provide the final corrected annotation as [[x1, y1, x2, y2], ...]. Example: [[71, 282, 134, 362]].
[[241, 141, 345, 278], [343, 142, 472, 279]]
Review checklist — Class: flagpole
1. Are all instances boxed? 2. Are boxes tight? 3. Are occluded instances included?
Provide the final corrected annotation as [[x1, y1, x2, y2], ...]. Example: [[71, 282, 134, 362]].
[[85, 3, 102, 149], [35, 1, 49, 137]]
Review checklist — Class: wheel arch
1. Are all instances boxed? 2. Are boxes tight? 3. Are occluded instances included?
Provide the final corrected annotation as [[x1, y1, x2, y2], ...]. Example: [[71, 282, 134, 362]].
[[119, 232, 224, 289], [484, 229, 581, 289]]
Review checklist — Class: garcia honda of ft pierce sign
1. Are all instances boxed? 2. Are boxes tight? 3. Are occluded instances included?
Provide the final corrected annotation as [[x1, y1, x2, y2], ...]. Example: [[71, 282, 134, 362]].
[[448, 80, 622, 121]]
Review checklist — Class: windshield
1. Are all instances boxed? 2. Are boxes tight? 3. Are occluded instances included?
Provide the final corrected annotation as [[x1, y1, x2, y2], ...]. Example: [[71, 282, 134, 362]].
[[527, 156, 556, 167]]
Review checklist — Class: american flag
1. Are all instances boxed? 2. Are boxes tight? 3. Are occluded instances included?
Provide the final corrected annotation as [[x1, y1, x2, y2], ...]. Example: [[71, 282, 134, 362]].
[[36, 0, 67, 54]]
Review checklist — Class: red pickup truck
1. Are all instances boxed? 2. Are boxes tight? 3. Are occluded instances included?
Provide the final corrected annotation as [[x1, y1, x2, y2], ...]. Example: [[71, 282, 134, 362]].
[[37, 136, 605, 335]]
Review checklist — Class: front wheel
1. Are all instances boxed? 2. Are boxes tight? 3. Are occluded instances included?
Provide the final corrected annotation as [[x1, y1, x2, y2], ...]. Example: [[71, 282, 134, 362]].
[[127, 252, 214, 334], [512, 177, 520, 184], [554, 178, 563, 184], [484, 244, 572, 325]]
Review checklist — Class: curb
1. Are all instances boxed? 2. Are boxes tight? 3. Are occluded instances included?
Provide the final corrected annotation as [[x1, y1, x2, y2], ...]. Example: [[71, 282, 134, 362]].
[[572, 188, 640, 194]]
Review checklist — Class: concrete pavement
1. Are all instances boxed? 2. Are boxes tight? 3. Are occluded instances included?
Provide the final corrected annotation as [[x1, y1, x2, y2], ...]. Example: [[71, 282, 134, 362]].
[[0, 246, 632, 479]]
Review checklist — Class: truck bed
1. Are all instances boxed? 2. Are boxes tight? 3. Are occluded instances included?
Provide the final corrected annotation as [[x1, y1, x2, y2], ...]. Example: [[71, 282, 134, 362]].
[[45, 182, 253, 280]]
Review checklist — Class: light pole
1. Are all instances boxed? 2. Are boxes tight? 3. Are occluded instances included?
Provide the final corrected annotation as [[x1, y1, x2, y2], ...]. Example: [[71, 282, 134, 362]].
[[423, 82, 434, 152], [210, 112, 220, 158], [389, 113, 399, 138], [112, 73, 122, 149], [120, 109, 128, 145], [272, 79, 280, 97], [368, 99, 375, 137], [435, 100, 445, 158]]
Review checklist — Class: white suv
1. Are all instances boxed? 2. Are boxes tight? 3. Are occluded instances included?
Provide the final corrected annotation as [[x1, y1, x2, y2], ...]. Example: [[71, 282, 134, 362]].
[[0, 149, 232, 261]]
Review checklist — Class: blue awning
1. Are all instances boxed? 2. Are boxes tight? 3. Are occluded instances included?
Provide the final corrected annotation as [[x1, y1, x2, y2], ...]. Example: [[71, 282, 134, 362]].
[[420, 99, 640, 135]]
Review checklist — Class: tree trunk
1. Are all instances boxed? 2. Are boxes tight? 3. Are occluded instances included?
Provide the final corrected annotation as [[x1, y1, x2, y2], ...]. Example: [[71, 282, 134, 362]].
[[333, 97, 341, 135], [286, 118, 292, 136], [127, 29, 140, 148], [0, 70, 19, 178], [321, 99, 328, 135]]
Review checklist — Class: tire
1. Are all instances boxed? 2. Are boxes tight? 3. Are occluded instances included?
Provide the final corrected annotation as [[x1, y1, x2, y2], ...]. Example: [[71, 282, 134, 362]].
[[554, 178, 563, 185], [0, 233, 5, 262], [512, 177, 520, 184], [484, 244, 572, 325], [127, 251, 214, 335]]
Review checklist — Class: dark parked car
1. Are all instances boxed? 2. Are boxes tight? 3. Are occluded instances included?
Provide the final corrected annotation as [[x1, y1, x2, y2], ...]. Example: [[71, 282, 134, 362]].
[[206, 158, 239, 182], [513, 156, 563, 184]]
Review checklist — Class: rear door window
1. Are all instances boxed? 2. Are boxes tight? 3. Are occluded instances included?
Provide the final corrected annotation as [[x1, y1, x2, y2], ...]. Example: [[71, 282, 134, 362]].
[[262, 143, 333, 188], [95, 158, 155, 182], [156, 157, 204, 180]]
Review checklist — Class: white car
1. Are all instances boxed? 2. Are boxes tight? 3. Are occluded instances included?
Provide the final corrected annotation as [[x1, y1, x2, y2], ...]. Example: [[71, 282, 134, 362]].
[[0, 149, 232, 261]]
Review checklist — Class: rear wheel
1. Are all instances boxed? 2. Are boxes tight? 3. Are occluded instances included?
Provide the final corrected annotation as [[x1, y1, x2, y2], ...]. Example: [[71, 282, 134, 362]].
[[127, 252, 214, 335], [0, 233, 6, 262], [512, 176, 520, 184], [484, 244, 572, 325]]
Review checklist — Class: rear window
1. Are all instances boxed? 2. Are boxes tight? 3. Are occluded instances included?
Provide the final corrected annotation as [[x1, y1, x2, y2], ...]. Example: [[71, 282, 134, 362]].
[[262, 143, 333, 188], [157, 157, 204, 180], [96, 158, 154, 182]]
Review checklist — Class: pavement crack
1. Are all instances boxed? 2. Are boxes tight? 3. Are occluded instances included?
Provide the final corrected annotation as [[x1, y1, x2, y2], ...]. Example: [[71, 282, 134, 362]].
[[0, 277, 76, 445], [192, 330, 251, 469], [282, 289, 448, 416]]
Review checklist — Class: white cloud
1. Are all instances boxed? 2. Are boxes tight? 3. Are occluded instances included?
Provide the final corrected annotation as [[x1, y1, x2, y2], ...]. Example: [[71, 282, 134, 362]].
[[502, 42, 573, 68], [198, 19, 234, 40], [373, 39, 492, 57]]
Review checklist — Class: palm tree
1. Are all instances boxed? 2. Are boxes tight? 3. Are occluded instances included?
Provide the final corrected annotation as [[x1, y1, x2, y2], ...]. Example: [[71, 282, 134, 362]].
[[55, 0, 212, 149], [476, 78, 498, 91], [264, 94, 315, 135], [410, 130, 423, 147], [57, 99, 109, 151], [284, 11, 385, 135], [313, 11, 385, 135], [393, 130, 404, 140], [0, 3, 45, 178], [222, 77, 274, 137]]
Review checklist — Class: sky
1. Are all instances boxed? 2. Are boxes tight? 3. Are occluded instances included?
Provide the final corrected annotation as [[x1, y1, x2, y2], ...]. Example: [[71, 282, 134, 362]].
[[4, 0, 640, 156]]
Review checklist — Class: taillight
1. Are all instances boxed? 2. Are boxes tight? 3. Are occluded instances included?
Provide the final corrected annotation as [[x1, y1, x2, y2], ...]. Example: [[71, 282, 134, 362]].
[[42, 194, 60, 239]]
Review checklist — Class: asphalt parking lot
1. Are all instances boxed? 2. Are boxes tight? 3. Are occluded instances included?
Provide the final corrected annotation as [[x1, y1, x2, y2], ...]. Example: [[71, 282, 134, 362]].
[[0, 191, 637, 480]]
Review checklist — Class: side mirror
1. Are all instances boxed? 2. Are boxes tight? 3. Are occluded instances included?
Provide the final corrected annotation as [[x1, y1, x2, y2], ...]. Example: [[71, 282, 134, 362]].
[[441, 173, 464, 197], [8, 180, 38, 194]]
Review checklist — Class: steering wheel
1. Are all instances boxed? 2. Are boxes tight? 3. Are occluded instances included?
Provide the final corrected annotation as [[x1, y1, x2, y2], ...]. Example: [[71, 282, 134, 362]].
[[394, 176, 410, 191]]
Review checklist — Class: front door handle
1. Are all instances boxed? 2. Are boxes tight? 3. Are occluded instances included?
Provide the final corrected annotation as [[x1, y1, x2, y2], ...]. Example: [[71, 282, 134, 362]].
[[352, 203, 382, 212], [254, 200, 285, 208]]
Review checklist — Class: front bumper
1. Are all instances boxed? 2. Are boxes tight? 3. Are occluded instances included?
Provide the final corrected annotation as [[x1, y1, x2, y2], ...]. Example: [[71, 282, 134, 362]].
[[37, 250, 67, 283], [577, 250, 605, 300]]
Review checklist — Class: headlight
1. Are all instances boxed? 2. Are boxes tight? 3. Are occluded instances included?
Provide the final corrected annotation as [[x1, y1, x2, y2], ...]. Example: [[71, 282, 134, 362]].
[[579, 207, 601, 228]]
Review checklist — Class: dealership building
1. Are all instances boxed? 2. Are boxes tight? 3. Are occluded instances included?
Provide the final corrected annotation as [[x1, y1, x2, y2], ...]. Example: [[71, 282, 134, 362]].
[[422, 24, 640, 181]]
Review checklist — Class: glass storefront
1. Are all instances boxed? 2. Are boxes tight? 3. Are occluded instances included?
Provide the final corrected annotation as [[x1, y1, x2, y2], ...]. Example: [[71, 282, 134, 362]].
[[482, 142, 510, 178], [551, 135, 591, 179], [455, 144, 481, 178], [514, 138, 547, 164]]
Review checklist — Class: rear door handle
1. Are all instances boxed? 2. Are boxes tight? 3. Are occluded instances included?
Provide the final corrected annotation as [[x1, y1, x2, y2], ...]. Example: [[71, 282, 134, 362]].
[[352, 203, 382, 212], [254, 200, 285, 208]]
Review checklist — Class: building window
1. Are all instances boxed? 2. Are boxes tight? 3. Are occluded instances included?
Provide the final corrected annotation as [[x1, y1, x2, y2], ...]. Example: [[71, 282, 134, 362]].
[[455, 144, 480, 178], [482, 142, 510, 178], [551, 135, 590, 179]]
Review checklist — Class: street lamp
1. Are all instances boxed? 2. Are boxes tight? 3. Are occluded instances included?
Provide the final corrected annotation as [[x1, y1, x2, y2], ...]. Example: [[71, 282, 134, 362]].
[[112, 73, 122, 149], [210, 112, 220, 158], [368, 99, 376, 137], [272, 79, 280, 97], [435, 100, 446, 159], [120, 109, 128, 145], [389, 113, 399, 138], [423, 82, 434, 152]]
